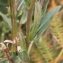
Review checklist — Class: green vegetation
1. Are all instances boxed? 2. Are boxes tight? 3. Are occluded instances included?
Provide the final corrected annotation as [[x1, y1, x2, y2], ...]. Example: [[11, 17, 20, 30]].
[[0, 0, 62, 63]]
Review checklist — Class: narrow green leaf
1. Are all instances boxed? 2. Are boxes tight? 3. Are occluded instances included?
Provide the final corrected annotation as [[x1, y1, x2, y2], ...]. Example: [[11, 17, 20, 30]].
[[17, 0, 25, 17], [30, 1, 42, 40], [17, 0, 28, 24], [0, 12, 12, 29], [20, 10, 28, 24], [34, 5, 61, 40], [17, 0, 24, 10]]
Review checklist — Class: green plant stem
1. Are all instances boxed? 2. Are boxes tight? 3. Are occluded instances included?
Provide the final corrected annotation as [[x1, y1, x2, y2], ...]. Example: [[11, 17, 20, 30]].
[[9, 0, 17, 40], [26, 0, 36, 48], [9, 0, 18, 53]]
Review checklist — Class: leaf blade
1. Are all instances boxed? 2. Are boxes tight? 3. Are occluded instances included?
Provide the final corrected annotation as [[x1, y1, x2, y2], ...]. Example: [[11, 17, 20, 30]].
[[34, 5, 61, 40], [0, 12, 12, 29]]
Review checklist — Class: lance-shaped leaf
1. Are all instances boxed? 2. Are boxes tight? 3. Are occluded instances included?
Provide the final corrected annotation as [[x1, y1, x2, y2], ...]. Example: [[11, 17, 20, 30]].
[[0, 12, 12, 29], [17, 0, 25, 17], [34, 5, 61, 40], [30, 1, 42, 40], [20, 10, 28, 24]]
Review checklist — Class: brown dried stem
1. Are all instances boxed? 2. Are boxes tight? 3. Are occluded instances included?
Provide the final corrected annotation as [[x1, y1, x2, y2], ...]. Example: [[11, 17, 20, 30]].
[[0, 43, 15, 63]]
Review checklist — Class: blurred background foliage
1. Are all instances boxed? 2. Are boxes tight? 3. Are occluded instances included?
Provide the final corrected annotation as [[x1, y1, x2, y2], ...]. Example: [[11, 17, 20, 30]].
[[0, 0, 63, 63]]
